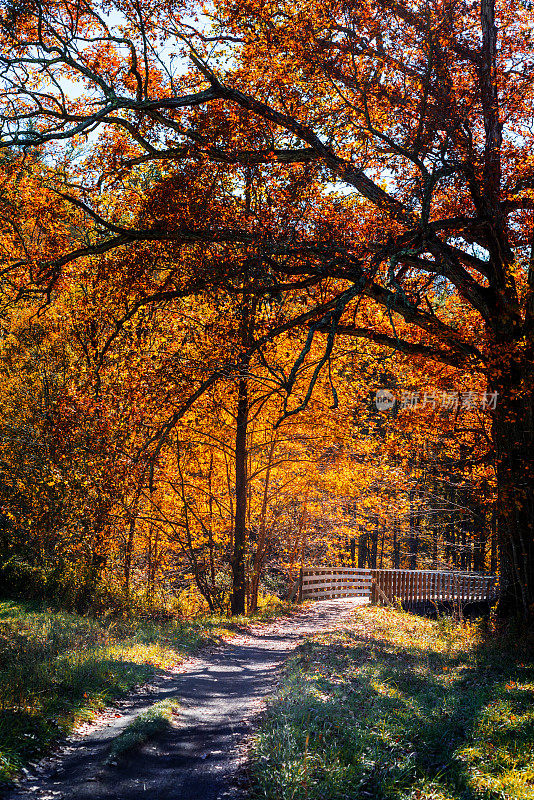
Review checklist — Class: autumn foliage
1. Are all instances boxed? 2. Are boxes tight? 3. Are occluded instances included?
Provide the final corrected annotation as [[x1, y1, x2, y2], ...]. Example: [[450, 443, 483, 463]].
[[0, 0, 533, 616]]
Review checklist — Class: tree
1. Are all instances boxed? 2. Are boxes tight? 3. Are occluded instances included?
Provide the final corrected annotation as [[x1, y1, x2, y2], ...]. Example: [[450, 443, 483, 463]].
[[1, 0, 534, 615]]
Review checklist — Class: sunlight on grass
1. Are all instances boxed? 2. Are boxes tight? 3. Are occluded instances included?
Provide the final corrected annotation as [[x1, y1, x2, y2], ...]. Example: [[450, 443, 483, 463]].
[[0, 595, 297, 786], [105, 699, 180, 763], [251, 607, 534, 800], [0, 599, 233, 784]]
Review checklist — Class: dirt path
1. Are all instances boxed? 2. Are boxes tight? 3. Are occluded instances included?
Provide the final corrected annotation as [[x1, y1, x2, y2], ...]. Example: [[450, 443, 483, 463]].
[[7, 598, 366, 800]]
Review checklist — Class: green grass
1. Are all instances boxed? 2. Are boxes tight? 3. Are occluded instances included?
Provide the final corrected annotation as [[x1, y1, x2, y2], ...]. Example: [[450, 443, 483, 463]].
[[104, 698, 180, 763], [0, 598, 239, 786], [251, 607, 534, 800], [0, 593, 298, 788]]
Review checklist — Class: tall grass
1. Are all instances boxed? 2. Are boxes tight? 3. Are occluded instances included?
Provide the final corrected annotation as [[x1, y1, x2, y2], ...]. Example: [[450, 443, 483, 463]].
[[0, 592, 294, 788], [251, 607, 534, 800], [0, 599, 233, 785], [104, 698, 180, 764]]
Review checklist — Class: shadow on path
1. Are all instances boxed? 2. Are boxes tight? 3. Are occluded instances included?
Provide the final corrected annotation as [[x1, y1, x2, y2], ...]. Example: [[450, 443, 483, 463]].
[[7, 599, 365, 800]]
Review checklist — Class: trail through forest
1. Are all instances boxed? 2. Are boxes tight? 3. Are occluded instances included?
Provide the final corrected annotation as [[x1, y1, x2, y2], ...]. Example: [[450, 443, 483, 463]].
[[7, 599, 365, 800]]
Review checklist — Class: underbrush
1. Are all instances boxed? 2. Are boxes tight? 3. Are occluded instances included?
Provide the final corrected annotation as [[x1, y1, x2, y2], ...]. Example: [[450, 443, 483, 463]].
[[0, 595, 291, 788], [251, 607, 534, 800]]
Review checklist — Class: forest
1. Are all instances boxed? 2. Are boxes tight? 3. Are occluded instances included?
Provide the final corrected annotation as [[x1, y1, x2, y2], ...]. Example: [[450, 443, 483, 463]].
[[0, 0, 533, 622], [3, 2, 534, 798]]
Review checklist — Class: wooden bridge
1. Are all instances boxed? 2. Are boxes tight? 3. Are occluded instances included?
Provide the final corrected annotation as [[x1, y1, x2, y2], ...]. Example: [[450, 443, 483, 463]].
[[296, 566, 498, 605]]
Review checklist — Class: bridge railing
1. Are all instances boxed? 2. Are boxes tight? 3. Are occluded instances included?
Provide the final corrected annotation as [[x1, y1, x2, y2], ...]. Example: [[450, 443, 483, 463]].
[[299, 567, 372, 601], [297, 566, 498, 604], [370, 569, 498, 605]]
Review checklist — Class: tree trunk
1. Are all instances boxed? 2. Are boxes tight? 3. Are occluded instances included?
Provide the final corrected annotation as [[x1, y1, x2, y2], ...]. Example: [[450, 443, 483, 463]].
[[393, 519, 400, 569], [207, 452, 216, 591], [432, 524, 438, 569], [490, 507, 498, 575], [231, 375, 248, 615], [369, 516, 378, 569], [472, 512, 486, 573], [379, 526, 385, 568], [408, 489, 419, 569], [76, 524, 107, 613], [249, 436, 277, 614], [350, 537, 356, 566], [460, 525, 467, 571], [287, 493, 309, 594], [358, 531, 368, 568], [146, 524, 154, 605], [490, 351, 534, 618], [124, 514, 136, 598]]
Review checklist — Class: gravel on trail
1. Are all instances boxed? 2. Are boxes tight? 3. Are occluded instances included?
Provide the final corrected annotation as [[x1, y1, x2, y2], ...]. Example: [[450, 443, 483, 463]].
[[7, 598, 366, 800]]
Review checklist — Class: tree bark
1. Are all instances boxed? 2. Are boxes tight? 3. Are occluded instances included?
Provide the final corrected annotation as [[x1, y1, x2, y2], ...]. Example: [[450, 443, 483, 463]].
[[207, 452, 216, 592], [124, 514, 136, 598], [472, 510, 486, 573], [460, 525, 468, 571], [231, 375, 248, 615], [490, 349, 534, 618], [229, 290, 256, 616], [490, 507, 498, 575], [249, 436, 277, 613], [369, 516, 379, 569], [287, 493, 309, 594], [358, 531, 368, 568], [408, 489, 419, 569], [393, 519, 400, 569]]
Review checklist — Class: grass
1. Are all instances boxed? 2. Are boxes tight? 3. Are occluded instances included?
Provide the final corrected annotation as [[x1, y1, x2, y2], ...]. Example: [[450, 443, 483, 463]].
[[0, 595, 290, 788], [104, 698, 180, 764], [250, 606, 534, 800]]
